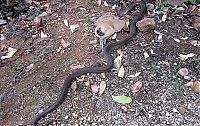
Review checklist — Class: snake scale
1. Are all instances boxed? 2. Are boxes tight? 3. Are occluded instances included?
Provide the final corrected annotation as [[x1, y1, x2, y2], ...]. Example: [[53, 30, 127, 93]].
[[33, 0, 147, 125]]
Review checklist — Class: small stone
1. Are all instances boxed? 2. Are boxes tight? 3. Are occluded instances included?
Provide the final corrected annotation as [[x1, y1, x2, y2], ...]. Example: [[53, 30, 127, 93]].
[[192, 16, 200, 31], [178, 68, 189, 76], [136, 18, 156, 32], [178, 106, 186, 114]]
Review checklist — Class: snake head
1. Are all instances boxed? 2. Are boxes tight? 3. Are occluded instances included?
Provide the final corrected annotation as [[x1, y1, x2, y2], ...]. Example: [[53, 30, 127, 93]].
[[118, 0, 147, 20]]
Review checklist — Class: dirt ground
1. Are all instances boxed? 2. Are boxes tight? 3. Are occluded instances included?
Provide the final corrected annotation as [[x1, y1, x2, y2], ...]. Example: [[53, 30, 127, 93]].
[[0, 0, 200, 126]]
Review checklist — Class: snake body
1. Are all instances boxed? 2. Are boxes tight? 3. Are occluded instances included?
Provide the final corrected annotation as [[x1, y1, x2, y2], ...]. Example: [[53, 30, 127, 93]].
[[33, 1, 146, 125]]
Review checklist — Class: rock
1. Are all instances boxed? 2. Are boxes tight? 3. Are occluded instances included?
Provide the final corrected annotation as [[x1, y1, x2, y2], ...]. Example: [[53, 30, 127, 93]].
[[136, 18, 156, 32], [192, 16, 200, 31], [0, 19, 7, 26]]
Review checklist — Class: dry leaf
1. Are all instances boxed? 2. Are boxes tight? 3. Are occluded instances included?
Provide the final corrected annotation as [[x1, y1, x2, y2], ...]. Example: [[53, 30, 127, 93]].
[[187, 81, 200, 93], [116, 49, 125, 56], [176, 7, 185, 11], [128, 72, 141, 78], [183, 76, 191, 80], [154, 30, 165, 35], [84, 80, 90, 87], [104, 1, 109, 6], [161, 61, 170, 68], [63, 19, 69, 27], [178, 53, 196, 60], [162, 14, 167, 22], [70, 64, 85, 70], [71, 82, 77, 91], [114, 55, 122, 70], [178, 68, 189, 76], [1, 47, 17, 60], [60, 38, 70, 48], [132, 81, 143, 93], [41, 31, 47, 38], [99, 81, 106, 96], [91, 84, 98, 93], [26, 63, 34, 72], [25, 0, 32, 4], [111, 33, 117, 39], [190, 40, 200, 46], [97, 0, 101, 6], [121, 106, 128, 112], [0, 44, 6, 51], [167, 0, 184, 6], [69, 24, 79, 33], [173, 38, 181, 42], [122, 116, 128, 123], [144, 51, 149, 59], [118, 66, 125, 78]]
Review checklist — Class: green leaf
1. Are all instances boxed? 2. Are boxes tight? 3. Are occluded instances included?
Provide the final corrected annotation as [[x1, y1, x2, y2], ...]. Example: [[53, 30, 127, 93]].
[[112, 95, 132, 104]]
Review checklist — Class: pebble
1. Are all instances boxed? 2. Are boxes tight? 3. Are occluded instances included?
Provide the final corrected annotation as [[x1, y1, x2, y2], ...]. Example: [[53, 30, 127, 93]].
[[136, 18, 156, 32]]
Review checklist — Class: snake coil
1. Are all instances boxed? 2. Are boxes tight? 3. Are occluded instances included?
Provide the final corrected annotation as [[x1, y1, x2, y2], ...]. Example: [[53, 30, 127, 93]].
[[33, 1, 147, 125]]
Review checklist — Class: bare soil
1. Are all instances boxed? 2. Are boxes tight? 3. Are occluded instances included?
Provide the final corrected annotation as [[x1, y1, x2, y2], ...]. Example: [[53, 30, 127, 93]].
[[0, 0, 199, 126]]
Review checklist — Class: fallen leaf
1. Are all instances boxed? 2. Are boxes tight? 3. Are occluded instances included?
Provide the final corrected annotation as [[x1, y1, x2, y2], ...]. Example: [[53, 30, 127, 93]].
[[173, 38, 181, 43], [25, 0, 32, 4], [111, 33, 117, 39], [60, 38, 70, 48], [112, 95, 132, 104], [154, 30, 165, 35], [121, 106, 128, 112], [70, 64, 85, 70], [101, 73, 106, 78], [161, 61, 170, 68], [71, 82, 77, 91], [0, 34, 5, 41], [162, 14, 167, 22], [69, 24, 79, 33], [187, 81, 200, 93], [122, 116, 128, 123], [0, 44, 6, 51], [91, 84, 98, 93], [167, 0, 184, 6], [128, 72, 141, 78], [112, 4, 116, 9], [183, 76, 191, 80], [63, 19, 69, 27], [41, 31, 47, 38], [176, 7, 185, 11], [113, 55, 122, 70], [84, 80, 90, 87], [132, 81, 143, 93], [116, 49, 125, 56], [190, 40, 200, 46], [97, 0, 101, 6], [144, 51, 149, 59], [99, 81, 106, 96], [1, 47, 17, 59], [104, 1, 109, 6], [157, 34, 163, 41], [178, 68, 189, 76], [178, 53, 196, 60], [118, 66, 125, 78], [26, 63, 34, 71]]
